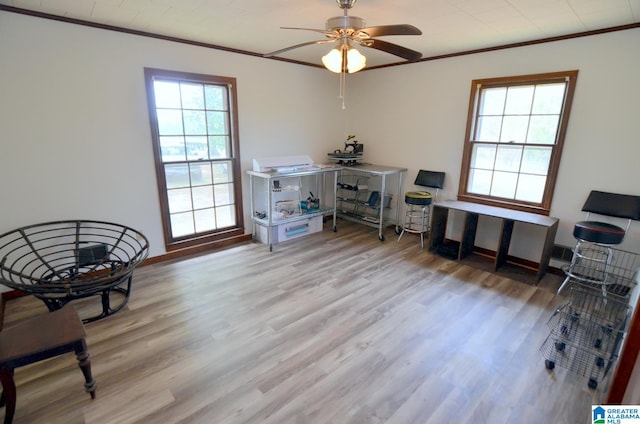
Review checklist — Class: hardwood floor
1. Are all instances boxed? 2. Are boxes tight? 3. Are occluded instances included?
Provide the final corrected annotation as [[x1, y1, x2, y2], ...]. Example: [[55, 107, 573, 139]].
[[2, 220, 602, 423]]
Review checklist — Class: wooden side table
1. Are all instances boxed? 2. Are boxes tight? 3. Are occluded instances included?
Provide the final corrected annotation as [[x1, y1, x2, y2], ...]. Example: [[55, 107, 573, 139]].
[[0, 306, 96, 424]]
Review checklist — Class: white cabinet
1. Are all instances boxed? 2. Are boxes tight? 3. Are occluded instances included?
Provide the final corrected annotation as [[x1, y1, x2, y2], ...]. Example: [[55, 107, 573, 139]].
[[247, 167, 339, 251]]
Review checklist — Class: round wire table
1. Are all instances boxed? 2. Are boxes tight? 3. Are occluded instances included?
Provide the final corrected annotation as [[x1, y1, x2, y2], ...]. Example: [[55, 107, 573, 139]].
[[0, 220, 149, 322]]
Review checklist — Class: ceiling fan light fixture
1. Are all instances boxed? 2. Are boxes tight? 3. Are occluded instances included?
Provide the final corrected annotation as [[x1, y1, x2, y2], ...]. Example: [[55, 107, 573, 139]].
[[322, 45, 366, 73], [346, 47, 366, 72], [321, 48, 343, 73]]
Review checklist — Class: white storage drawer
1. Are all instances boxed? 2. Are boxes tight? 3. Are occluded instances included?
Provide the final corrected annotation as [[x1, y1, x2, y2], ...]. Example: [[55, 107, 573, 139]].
[[256, 215, 323, 245]]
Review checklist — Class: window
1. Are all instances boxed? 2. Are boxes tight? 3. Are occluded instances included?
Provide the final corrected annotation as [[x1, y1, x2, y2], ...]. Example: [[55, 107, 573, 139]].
[[144, 68, 244, 250], [458, 70, 578, 215]]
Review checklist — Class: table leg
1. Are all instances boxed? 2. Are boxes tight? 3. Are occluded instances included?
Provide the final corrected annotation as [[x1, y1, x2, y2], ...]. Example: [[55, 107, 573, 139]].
[[378, 174, 386, 240], [429, 205, 447, 251], [537, 220, 559, 281], [459, 213, 478, 259], [74, 340, 97, 399], [495, 219, 514, 271], [0, 367, 16, 424]]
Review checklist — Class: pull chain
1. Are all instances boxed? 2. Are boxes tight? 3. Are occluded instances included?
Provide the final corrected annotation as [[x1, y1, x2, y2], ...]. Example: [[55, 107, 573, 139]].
[[340, 70, 346, 110]]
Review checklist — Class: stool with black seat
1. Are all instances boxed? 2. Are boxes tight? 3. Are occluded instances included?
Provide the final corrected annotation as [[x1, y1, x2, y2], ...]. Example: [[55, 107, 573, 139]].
[[0, 306, 96, 424], [558, 190, 640, 296], [397, 170, 445, 249]]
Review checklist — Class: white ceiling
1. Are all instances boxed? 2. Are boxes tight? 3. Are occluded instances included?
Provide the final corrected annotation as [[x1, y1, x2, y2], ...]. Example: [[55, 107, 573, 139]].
[[2, 0, 639, 68]]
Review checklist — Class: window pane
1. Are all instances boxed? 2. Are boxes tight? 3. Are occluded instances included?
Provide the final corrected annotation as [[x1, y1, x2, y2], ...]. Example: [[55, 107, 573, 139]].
[[468, 169, 492, 195], [500, 116, 529, 143], [213, 161, 233, 183], [516, 174, 546, 203], [532, 83, 565, 114], [194, 208, 216, 232], [192, 186, 214, 209], [214, 183, 234, 206], [153, 81, 181, 108], [186, 136, 208, 161], [168, 188, 193, 213], [209, 136, 230, 158], [215, 205, 235, 227], [526, 115, 559, 144], [470, 144, 496, 169], [476, 116, 501, 141], [205, 85, 227, 110], [183, 110, 207, 135], [190, 162, 211, 186], [180, 83, 204, 109], [207, 111, 228, 135], [504, 86, 533, 114], [521, 146, 551, 175], [170, 212, 194, 238], [157, 109, 183, 135], [165, 164, 190, 188], [490, 171, 517, 198], [479, 88, 505, 115], [160, 136, 186, 162], [495, 145, 522, 172]]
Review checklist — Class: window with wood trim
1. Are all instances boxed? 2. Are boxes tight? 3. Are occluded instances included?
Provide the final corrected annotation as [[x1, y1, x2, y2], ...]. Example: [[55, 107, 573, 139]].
[[458, 70, 578, 215], [144, 68, 244, 250]]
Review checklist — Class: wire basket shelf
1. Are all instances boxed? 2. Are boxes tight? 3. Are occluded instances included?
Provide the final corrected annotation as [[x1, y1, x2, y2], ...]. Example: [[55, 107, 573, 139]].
[[541, 282, 636, 390], [562, 244, 640, 298]]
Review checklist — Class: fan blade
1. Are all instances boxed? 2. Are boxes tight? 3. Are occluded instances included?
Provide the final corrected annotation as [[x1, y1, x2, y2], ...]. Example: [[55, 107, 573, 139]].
[[359, 38, 422, 61], [356, 24, 422, 38], [281, 27, 333, 36], [264, 39, 336, 57]]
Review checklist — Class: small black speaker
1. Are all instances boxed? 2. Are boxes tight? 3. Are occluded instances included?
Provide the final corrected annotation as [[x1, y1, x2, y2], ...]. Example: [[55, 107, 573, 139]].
[[76, 244, 108, 266]]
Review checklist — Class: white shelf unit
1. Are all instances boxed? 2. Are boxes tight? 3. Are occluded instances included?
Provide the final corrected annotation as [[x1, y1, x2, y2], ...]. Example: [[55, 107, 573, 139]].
[[336, 164, 407, 241], [247, 167, 339, 251]]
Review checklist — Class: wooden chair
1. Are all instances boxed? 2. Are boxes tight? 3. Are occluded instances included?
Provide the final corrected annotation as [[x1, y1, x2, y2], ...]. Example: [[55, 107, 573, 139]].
[[0, 306, 96, 424]]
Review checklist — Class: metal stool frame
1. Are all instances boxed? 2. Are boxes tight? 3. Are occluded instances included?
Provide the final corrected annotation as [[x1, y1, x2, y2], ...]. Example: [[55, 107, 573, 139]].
[[559, 191, 640, 296], [397, 170, 445, 248]]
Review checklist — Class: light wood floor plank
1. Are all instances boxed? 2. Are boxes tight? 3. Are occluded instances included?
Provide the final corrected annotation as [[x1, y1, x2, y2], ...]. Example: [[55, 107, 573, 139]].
[[2, 220, 601, 423]]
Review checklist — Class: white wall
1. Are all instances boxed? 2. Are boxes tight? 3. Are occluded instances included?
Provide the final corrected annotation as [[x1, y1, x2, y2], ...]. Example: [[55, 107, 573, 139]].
[[0, 11, 345, 259], [347, 28, 640, 259], [1, 11, 639, 263]]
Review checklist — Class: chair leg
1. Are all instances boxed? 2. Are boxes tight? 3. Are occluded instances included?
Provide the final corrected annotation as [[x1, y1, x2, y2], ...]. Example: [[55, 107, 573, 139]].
[[557, 275, 572, 295], [558, 240, 583, 295], [600, 246, 614, 298], [0, 367, 16, 424], [74, 340, 97, 399], [417, 207, 423, 249], [397, 204, 407, 242]]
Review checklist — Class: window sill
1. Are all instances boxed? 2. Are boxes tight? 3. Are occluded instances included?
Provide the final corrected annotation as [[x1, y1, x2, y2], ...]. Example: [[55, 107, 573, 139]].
[[456, 194, 550, 216]]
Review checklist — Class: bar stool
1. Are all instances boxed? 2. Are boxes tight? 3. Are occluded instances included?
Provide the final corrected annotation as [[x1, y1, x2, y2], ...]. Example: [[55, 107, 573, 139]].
[[558, 190, 640, 296], [397, 170, 445, 248]]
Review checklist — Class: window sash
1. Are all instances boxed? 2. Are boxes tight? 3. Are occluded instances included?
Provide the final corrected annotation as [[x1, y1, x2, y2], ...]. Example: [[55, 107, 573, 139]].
[[145, 68, 244, 250], [459, 71, 578, 214]]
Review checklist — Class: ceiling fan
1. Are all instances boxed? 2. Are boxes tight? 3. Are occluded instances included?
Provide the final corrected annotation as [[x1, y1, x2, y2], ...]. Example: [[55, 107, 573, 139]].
[[264, 0, 423, 72]]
